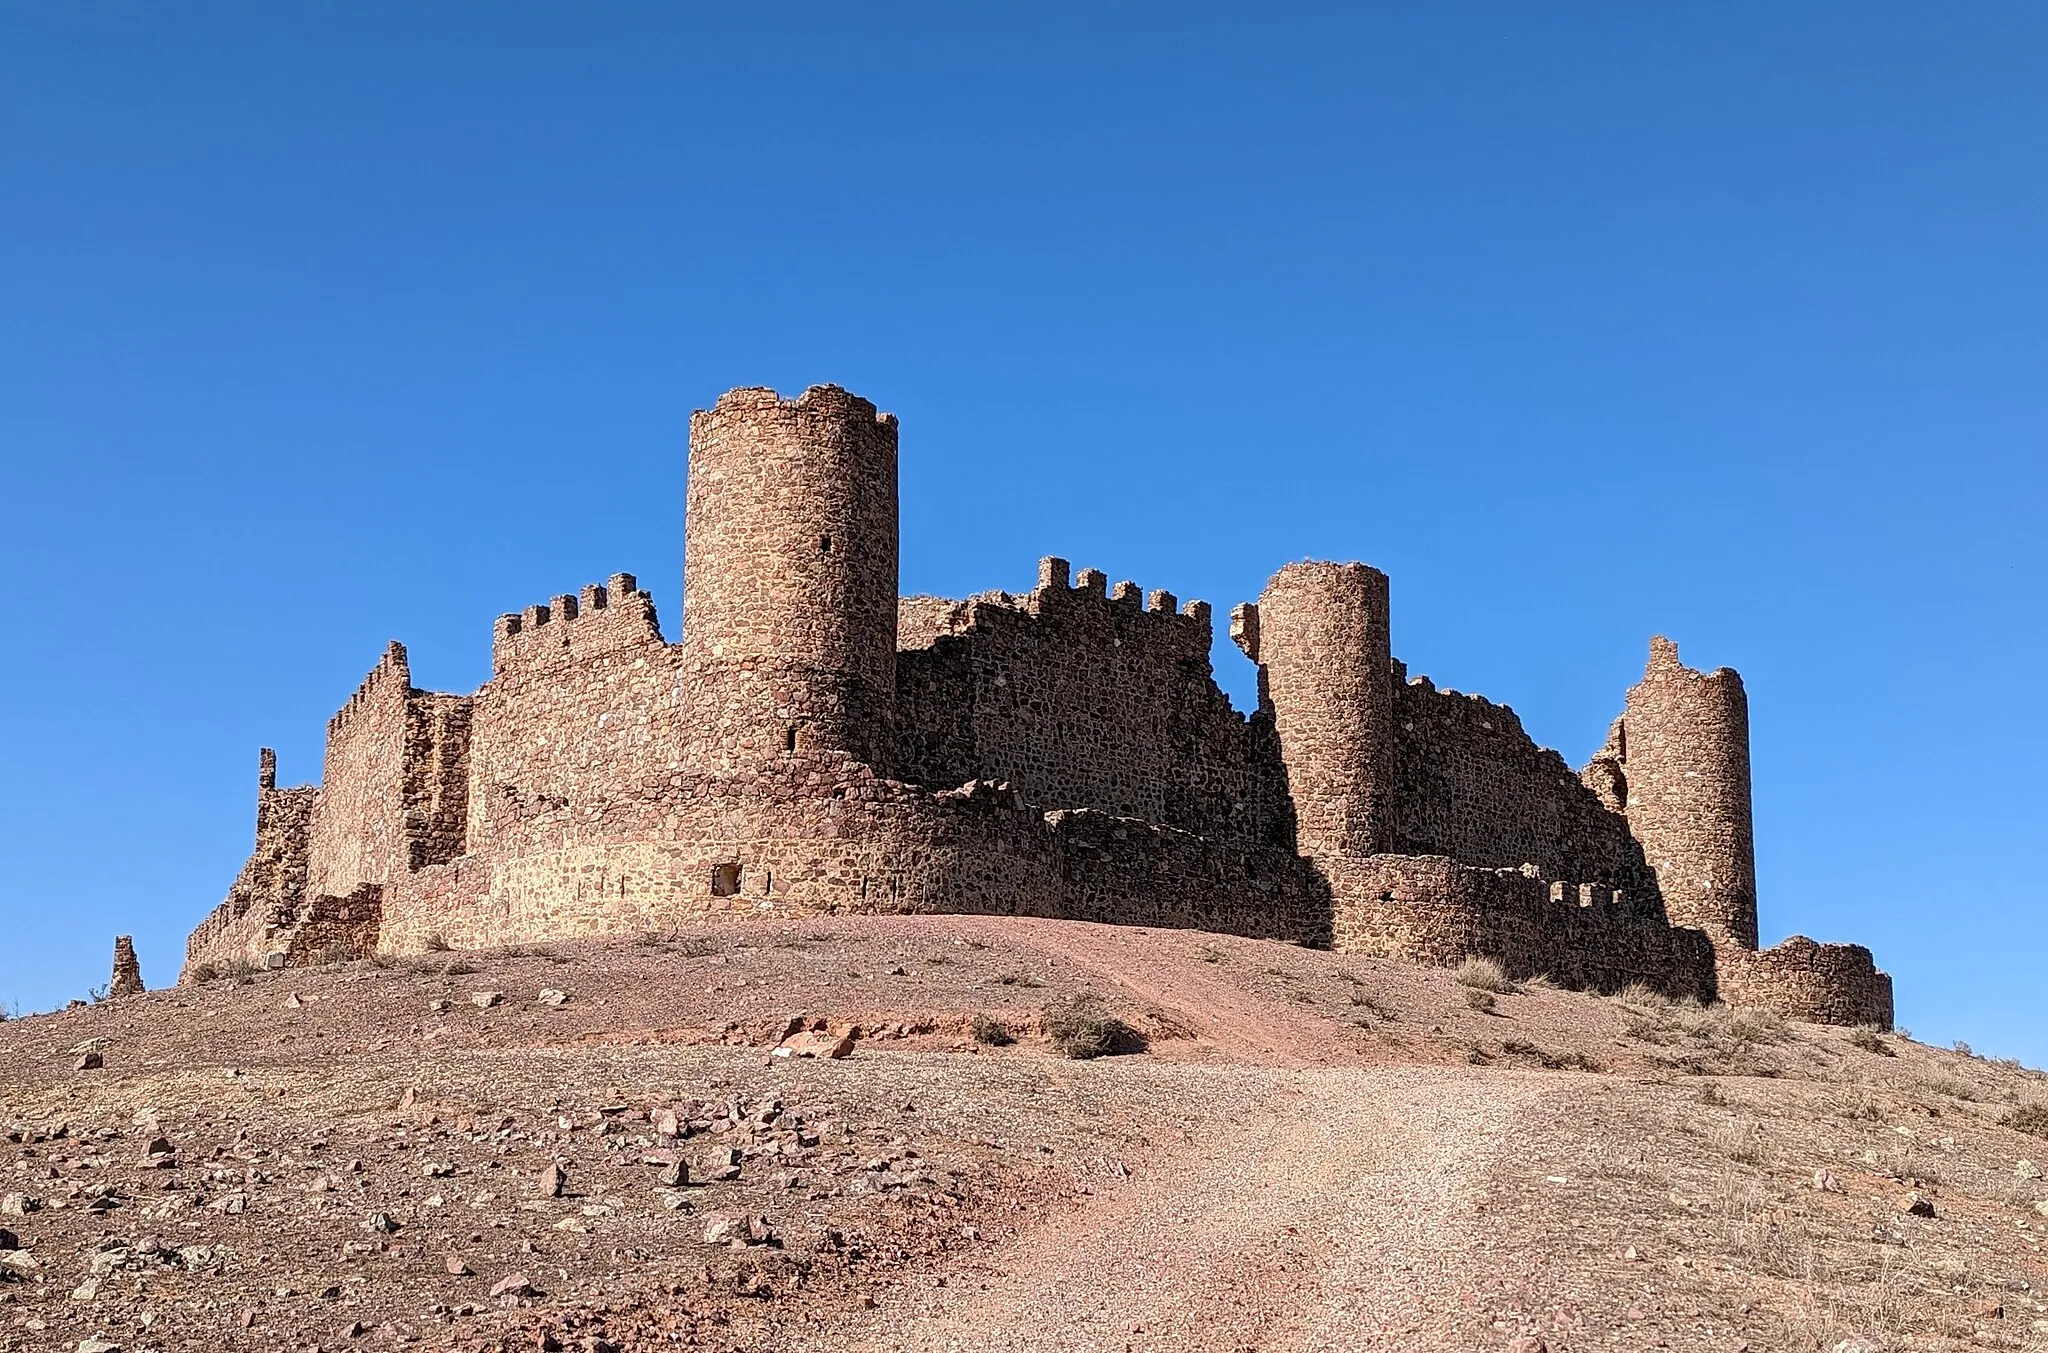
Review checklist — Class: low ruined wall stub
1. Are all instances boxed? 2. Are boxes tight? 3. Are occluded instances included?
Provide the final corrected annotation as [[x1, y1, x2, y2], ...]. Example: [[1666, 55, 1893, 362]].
[[1325, 854, 1717, 1000], [1717, 938, 1895, 1029], [183, 781, 318, 980]]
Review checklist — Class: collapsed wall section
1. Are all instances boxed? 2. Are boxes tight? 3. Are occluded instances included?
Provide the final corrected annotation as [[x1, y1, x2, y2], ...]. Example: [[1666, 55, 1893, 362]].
[[893, 557, 1289, 847], [1386, 675, 1656, 904], [182, 749, 318, 978], [1326, 853, 1717, 1000]]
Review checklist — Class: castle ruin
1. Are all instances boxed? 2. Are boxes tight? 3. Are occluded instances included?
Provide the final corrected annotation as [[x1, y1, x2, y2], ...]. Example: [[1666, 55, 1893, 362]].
[[183, 384, 1893, 1027]]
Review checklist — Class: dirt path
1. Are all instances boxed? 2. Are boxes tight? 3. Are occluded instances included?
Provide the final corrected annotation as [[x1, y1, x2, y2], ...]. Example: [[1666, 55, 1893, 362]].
[[831, 1064, 1554, 1353]]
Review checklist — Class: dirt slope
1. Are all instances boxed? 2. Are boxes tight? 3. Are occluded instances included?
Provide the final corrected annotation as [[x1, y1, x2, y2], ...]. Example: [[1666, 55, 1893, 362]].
[[1, 916, 2044, 1353]]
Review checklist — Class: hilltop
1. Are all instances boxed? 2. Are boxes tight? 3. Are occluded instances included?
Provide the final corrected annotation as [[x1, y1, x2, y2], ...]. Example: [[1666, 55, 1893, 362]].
[[1, 918, 2042, 1353]]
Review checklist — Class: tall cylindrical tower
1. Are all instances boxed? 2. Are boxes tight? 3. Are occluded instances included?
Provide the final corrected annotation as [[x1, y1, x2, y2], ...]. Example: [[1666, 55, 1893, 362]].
[[1244, 561, 1394, 862], [682, 385, 899, 768], [1618, 636, 1759, 950]]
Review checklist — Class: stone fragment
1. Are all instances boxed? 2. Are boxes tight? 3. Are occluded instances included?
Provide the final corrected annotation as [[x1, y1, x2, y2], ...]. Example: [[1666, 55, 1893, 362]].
[[2034, 1200, 2048, 1219], [1811, 1168, 1844, 1193], [1505, 1339, 1551, 1353], [445, 1254, 470, 1275], [489, 1272, 537, 1304], [207, 1193, 249, 1215], [470, 991, 503, 1009], [74, 1052, 104, 1072], [284, 992, 302, 1010], [2018, 1159, 2041, 1179], [659, 1161, 688, 1188], [700, 1214, 741, 1246], [541, 1163, 566, 1197], [652, 1107, 681, 1138], [537, 988, 569, 1007], [0, 1228, 16, 1251], [698, 1147, 741, 1182], [1897, 1193, 1935, 1218], [428, 999, 451, 1014], [364, 1211, 398, 1233], [773, 1029, 853, 1060], [2, 1194, 39, 1217], [77, 1339, 123, 1353]]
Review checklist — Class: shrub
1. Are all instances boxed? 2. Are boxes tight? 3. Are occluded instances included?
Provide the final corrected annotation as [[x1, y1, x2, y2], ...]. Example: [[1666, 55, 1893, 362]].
[[187, 961, 219, 984], [423, 933, 452, 952], [2002, 1104, 2048, 1139], [1464, 988, 1498, 1014], [1500, 1037, 1601, 1072], [1847, 1026, 1895, 1057], [1453, 956, 1516, 995], [442, 960, 480, 977], [1043, 998, 1146, 1060], [969, 1013, 1014, 1047]]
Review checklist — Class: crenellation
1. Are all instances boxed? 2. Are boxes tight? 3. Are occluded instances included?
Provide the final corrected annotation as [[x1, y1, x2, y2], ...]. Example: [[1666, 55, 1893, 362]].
[[184, 381, 1892, 1029]]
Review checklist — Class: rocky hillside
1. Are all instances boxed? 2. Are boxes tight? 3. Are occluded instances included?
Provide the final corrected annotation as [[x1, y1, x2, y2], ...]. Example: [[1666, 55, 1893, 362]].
[[2, 916, 2044, 1352]]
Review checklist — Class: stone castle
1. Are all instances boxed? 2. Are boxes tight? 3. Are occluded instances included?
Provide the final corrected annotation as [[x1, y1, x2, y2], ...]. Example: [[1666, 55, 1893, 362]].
[[182, 384, 1893, 1027]]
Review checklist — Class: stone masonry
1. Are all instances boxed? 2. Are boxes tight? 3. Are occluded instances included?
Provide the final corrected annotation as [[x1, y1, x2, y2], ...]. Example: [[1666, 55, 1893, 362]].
[[181, 384, 1893, 1027]]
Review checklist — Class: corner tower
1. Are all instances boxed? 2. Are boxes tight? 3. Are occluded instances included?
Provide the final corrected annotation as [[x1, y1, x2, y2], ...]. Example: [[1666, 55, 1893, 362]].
[[1615, 636, 1760, 950], [1237, 561, 1394, 862], [682, 385, 900, 768]]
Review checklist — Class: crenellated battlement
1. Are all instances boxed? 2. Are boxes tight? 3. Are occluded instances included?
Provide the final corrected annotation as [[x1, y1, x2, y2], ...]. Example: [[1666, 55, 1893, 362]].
[[327, 641, 411, 738], [491, 573, 664, 675]]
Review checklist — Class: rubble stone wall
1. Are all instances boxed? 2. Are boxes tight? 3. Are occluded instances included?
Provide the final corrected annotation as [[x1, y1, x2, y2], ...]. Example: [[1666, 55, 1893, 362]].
[[182, 752, 317, 978], [1718, 937, 1895, 1029], [1326, 853, 1718, 1000], [1386, 676, 1656, 904], [893, 557, 1288, 848]]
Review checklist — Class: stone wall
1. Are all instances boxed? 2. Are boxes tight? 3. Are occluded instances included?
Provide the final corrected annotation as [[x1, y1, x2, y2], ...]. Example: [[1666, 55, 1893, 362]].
[[1325, 854, 1718, 1000], [1718, 937, 1895, 1029], [1386, 675, 1656, 903], [893, 557, 1288, 847], [469, 575, 681, 855], [305, 642, 473, 899]]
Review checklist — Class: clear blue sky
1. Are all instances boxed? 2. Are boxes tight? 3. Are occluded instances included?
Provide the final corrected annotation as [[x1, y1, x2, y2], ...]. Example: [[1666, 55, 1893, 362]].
[[2, 4, 2041, 1059]]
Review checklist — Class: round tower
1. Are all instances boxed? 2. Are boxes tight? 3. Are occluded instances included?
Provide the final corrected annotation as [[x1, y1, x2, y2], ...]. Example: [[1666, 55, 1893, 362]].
[[682, 385, 899, 768], [1244, 561, 1395, 862], [1618, 636, 1760, 950]]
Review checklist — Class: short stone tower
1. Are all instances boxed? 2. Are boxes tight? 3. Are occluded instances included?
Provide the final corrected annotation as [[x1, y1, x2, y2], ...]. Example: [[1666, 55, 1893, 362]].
[[1238, 561, 1395, 862], [1613, 637, 1760, 950], [682, 385, 901, 768], [109, 935, 143, 997]]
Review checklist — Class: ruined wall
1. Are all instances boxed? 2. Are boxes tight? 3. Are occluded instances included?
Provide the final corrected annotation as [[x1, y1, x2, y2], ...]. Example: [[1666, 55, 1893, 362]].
[[1719, 937, 1894, 1029], [893, 557, 1287, 847], [1603, 637, 1760, 950], [681, 385, 899, 769], [464, 576, 683, 857], [1241, 562, 1395, 862], [1326, 854, 1718, 1000], [1386, 675, 1655, 902], [182, 749, 318, 978]]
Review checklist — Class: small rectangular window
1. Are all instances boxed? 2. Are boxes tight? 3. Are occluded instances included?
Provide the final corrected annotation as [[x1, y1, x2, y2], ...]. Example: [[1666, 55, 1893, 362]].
[[710, 862, 741, 897]]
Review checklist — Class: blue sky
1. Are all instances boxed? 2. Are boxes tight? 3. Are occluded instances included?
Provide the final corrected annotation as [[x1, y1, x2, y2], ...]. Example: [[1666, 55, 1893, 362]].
[[2, 3, 2041, 1059]]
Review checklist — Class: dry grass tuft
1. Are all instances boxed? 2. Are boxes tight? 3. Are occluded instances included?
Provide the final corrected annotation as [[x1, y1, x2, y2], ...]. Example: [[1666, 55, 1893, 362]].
[[2002, 1103, 2048, 1138], [1847, 1025, 1895, 1056], [1464, 988, 1498, 1014], [969, 1013, 1014, 1047], [1453, 956, 1517, 995]]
